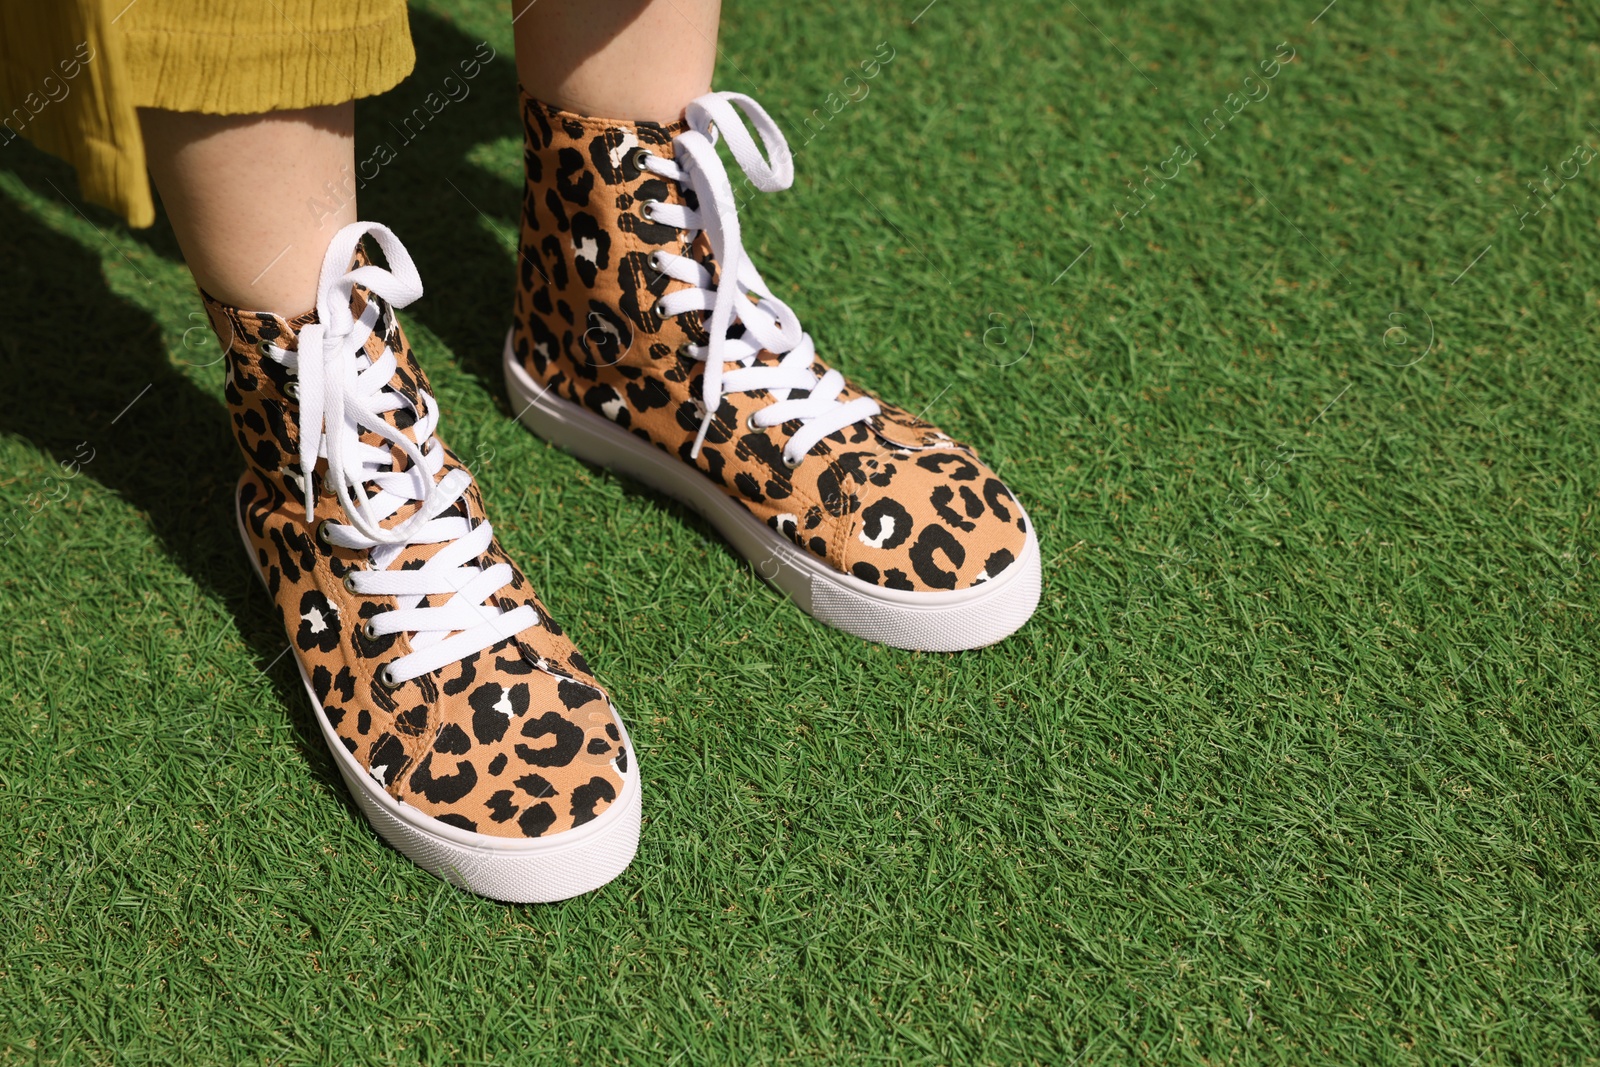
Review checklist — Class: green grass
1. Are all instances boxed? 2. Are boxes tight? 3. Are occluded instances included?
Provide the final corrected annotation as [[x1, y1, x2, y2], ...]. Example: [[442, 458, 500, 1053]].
[[4, 0, 1600, 1062]]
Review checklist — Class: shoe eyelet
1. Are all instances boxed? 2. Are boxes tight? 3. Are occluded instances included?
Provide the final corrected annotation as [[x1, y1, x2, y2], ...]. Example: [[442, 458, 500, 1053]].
[[362, 618, 379, 640], [654, 301, 669, 317], [640, 198, 660, 221], [315, 519, 333, 545], [783, 453, 803, 469], [631, 148, 653, 172], [648, 251, 664, 271], [283, 380, 300, 400], [257, 340, 275, 356], [343, 572, 359, 594], [377, 664, 400, 689], [746, 414, 761, 432], [676, 342, 694, 359]]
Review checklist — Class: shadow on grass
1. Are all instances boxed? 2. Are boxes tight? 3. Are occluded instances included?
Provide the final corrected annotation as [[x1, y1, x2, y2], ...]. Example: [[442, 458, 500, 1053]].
[[0, 191, 360, 824], [356, 9, 527, 389]]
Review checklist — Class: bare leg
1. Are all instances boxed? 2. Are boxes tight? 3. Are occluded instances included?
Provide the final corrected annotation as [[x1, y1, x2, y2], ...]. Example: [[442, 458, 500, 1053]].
[[140, 105, 356, 316], [513, 0, 722, 124]]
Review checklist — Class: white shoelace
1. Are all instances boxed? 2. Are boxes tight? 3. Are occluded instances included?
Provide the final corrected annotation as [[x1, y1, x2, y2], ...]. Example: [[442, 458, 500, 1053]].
[[263, 222, 536, 686], [641, 92, 881, 465]]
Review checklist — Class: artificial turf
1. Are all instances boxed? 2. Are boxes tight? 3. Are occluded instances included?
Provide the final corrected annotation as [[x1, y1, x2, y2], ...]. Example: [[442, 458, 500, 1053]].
[[4, 0, 1600, 1062]]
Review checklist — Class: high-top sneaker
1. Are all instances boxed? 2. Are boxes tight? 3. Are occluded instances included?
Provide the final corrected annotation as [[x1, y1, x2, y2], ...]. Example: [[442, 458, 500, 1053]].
[[504, 91, 1040, 651], [212, 222, 639, 902]]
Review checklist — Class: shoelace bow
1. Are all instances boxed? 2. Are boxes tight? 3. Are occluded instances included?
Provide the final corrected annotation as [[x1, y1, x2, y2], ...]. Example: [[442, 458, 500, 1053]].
[[640, 92, 881, 465], [263, 222, 536, 685]]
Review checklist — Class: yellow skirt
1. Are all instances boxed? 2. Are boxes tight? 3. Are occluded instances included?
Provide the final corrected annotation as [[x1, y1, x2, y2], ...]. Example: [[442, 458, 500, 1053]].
[[0, 1, 414, 227]]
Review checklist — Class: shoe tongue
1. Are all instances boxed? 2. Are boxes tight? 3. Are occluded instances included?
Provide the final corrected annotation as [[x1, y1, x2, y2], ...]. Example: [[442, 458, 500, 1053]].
[[343, 240, 425, 407], [334, 285, 447, 513], [283, 270, 448, 534]]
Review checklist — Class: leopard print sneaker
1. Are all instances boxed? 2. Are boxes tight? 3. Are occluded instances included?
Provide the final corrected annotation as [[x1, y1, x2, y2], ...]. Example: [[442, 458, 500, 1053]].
[[210, 222, 639, 902], [504, 91, 1040, 651]]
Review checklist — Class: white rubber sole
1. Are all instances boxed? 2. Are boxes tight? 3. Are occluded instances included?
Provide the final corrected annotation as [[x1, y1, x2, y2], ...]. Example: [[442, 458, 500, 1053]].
[[235, 479, 641, 904], [503, 329, 1041, 651]]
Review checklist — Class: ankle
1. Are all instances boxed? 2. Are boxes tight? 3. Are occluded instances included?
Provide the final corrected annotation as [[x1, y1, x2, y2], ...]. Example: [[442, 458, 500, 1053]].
[[517, 82, 704, 126]]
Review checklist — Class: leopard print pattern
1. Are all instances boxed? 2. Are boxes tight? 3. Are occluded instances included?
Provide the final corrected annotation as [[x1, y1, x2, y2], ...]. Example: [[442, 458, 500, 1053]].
[[206, 264, 631, 841], [511, 93, 1030, 592]]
